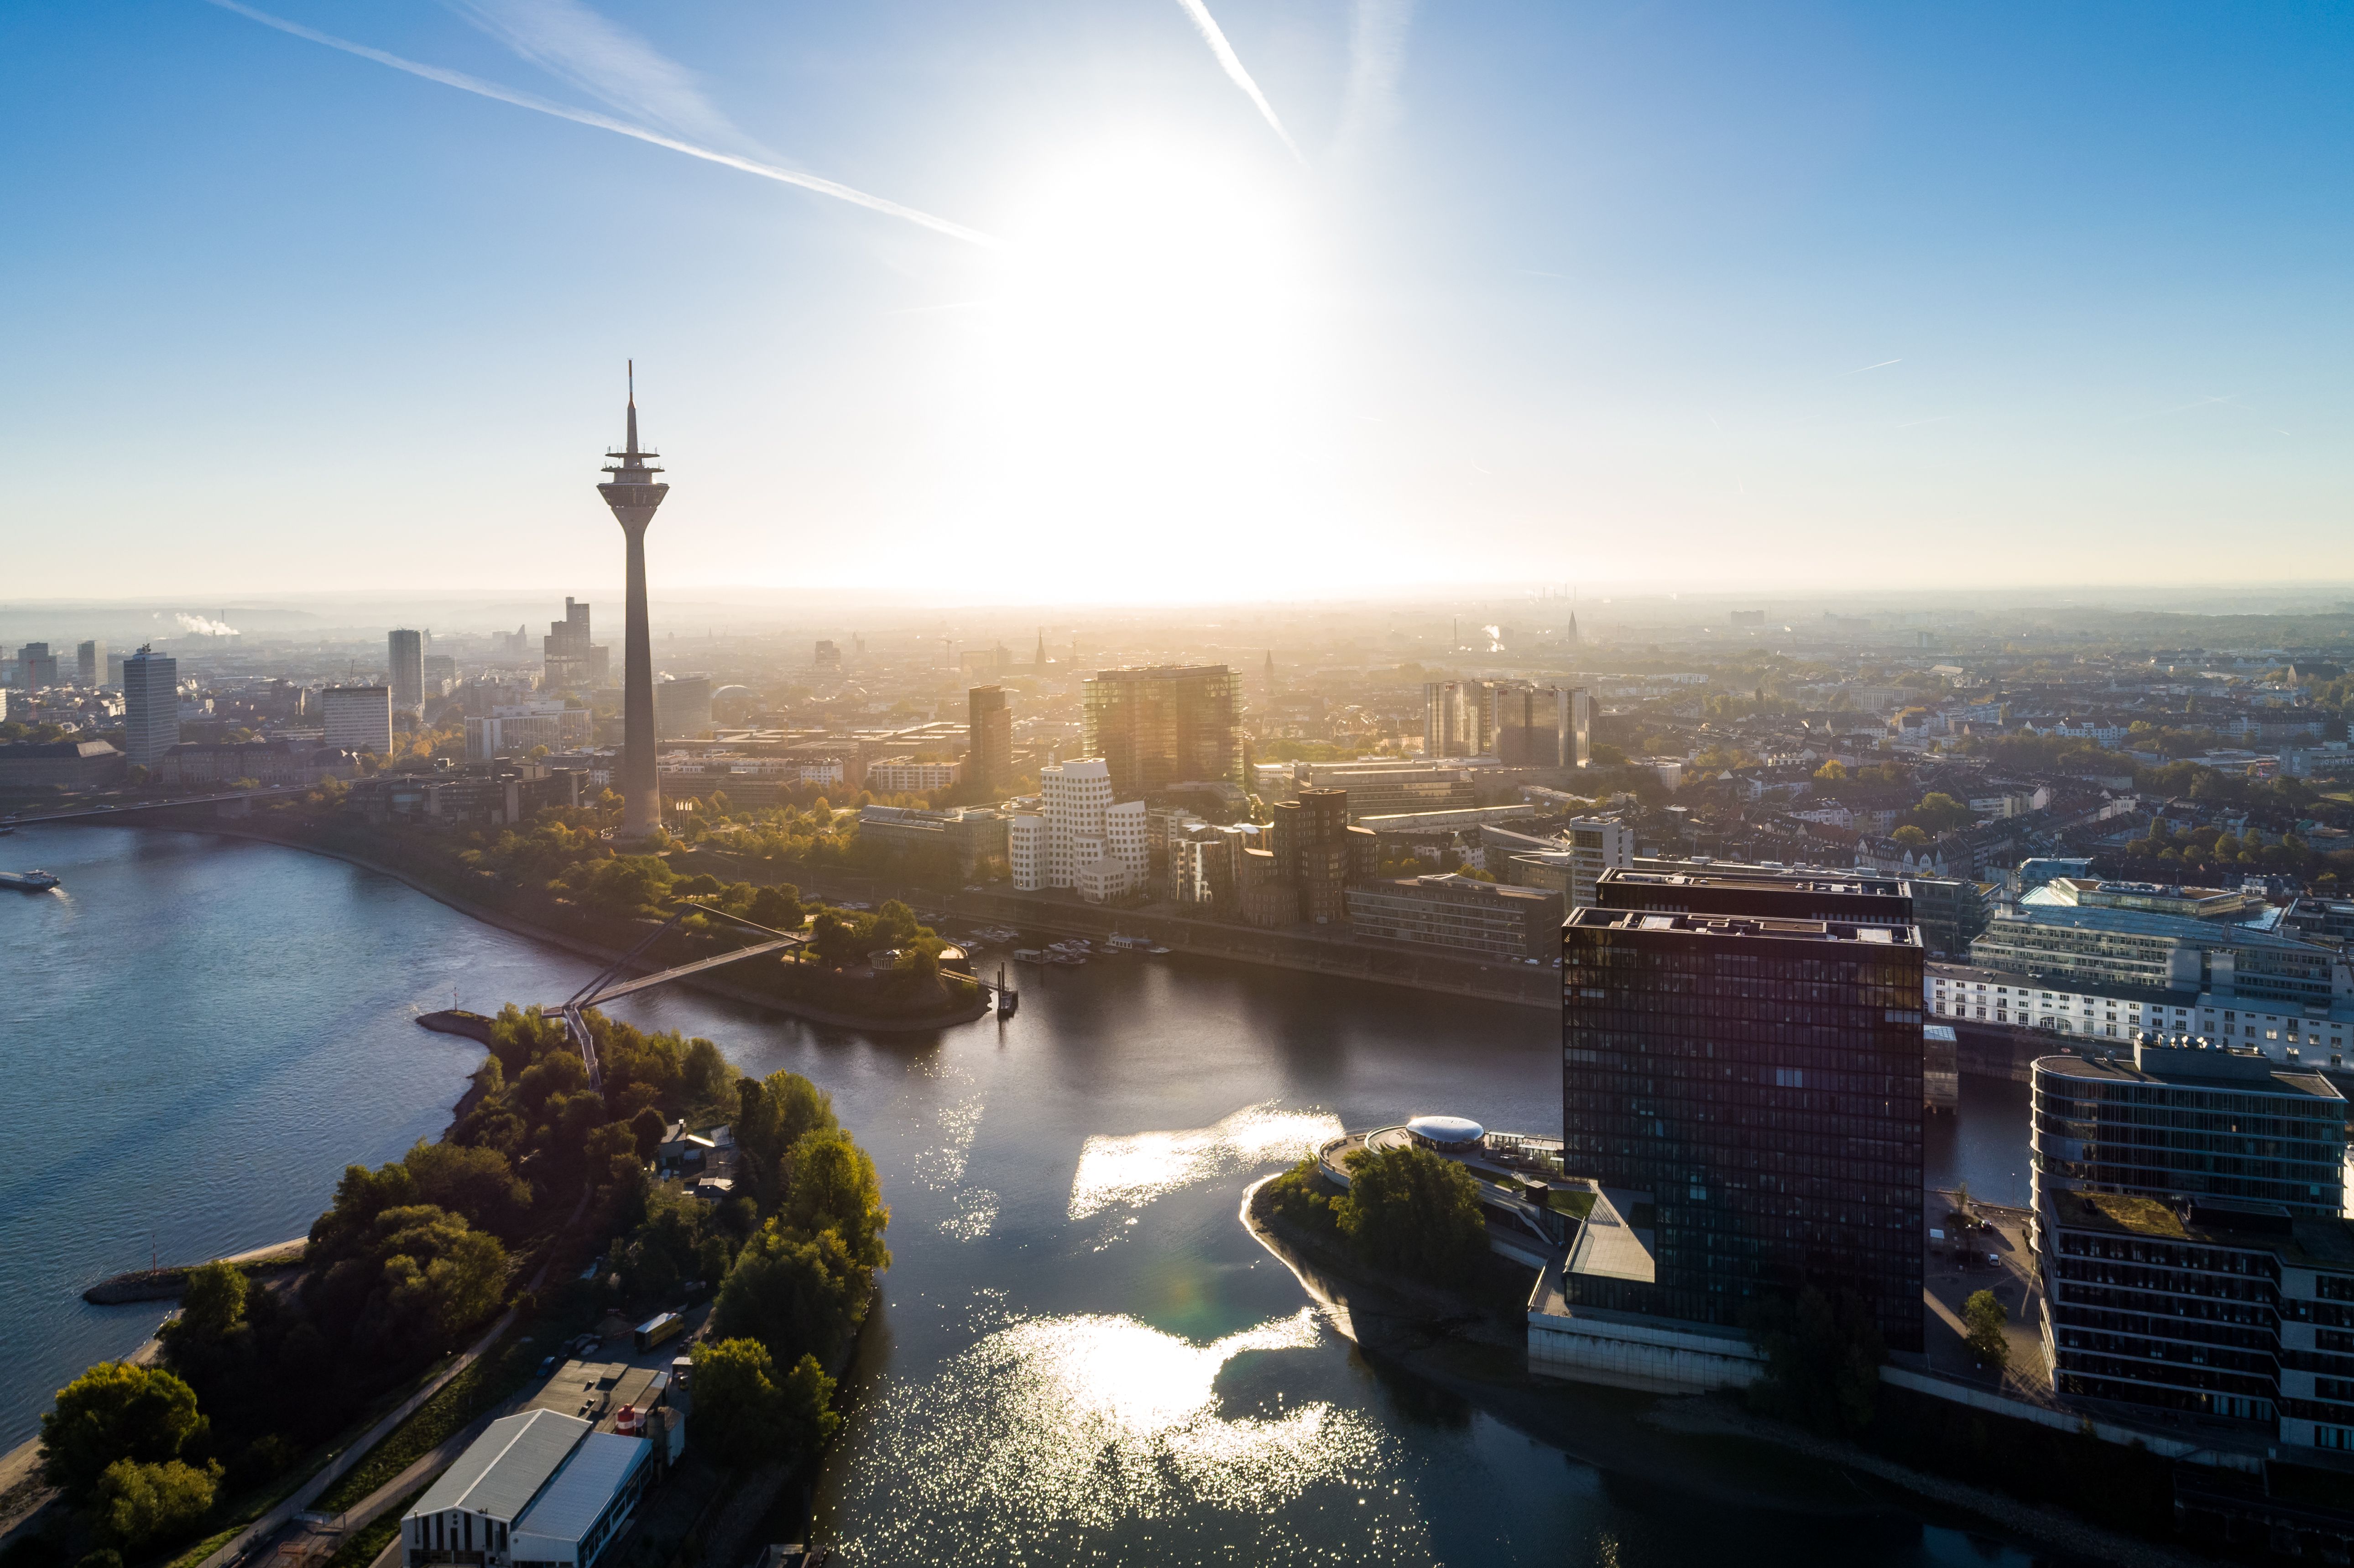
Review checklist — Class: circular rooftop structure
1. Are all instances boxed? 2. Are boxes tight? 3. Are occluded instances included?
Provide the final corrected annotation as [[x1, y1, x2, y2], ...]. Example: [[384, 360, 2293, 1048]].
[[1405, 1115, 1485, 1150]]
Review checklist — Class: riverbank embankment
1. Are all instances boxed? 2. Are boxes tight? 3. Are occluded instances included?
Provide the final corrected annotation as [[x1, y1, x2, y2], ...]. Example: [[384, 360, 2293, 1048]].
[[691, 853, 1560, 1011], [83, 815, 988, 1035], [1240, 1179, 2208, 1568]]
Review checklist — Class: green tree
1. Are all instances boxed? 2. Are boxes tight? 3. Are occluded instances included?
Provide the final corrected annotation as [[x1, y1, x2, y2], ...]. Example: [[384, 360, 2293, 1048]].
[[1964, 1289, 2010, 1370], [748, 885, 804, 931], [174, 1262, 249, 1348], [1332, 1145, 1488, 1282], [40, 1364, 207, 1500], [1910, 792, 1973, 833], [782, 1130, 891, 1271], [1747, 1286, 1884, 1436], [1891, 825, 1929, 849], [402, 1141, 532, 1238], [687, 1339, 838, 1468], [631, 1105, 669, 1158], [1814, 760, 1847, 781], [95, 1459, 219, 1550], [712, 1222, 871, 1368]]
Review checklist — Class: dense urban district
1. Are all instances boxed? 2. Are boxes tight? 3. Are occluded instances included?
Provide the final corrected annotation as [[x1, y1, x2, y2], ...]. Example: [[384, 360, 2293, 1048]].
[[16, 412, 2354, 1563]]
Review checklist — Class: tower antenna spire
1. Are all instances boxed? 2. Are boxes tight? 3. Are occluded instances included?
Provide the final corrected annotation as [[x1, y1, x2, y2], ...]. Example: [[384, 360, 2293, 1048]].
[[626, 360, 639, 456]]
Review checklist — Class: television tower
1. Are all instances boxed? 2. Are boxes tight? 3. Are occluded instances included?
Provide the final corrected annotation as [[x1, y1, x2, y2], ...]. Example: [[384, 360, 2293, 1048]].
[[597, 362, 669, 841]]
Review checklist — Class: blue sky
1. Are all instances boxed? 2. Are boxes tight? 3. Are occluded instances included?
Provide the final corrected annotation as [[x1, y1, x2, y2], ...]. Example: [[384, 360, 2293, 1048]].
[[5, 1, 2348, 600]]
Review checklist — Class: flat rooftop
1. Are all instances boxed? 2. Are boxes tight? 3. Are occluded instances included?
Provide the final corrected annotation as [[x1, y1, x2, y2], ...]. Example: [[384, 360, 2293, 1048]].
[[1566, 907, 1921, 946], [2047, 1187, 2354, 1268], [527, 1360, 672, 1434], [2036, 1049, 2342, 1100], [1601, 869, 1907, 899]]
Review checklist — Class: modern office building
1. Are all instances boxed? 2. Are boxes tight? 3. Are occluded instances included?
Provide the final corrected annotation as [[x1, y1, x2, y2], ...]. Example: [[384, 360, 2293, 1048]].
[[1346, 873, 1564, 961], [14, 643, 57, 689], [1008, 758, 1147, 899], [1972, 905, 2347, 1011], [967, 684, 1012, 794], [2030, 1039, 2349, 1216], [388, 629, 425, 716], [1420, 681, 1588, 766], [1558, 819, 1636, 908], [1560, 884, 1927, 1353], [1081, 665, 1244, 801], [322, 685, 395, 755], [1422, 680, 1492, 758], [465, 705, 594, 761], [652, 675, 712, 740], [120, 645, 180, 767], [542, 598, 611, 691], [1289, 761, 1473, 818], [1268, 787, 1373, 924], [2041, 1184, 2354, 1445], [856, 804, 1007, 875], [75, 640, 105, 687], [596, 370, 668, 840], [1598, 865, 1912, 925]]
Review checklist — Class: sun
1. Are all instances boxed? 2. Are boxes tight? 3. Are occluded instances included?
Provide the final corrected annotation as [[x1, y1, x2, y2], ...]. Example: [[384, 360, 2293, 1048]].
[[942, 137, 1332, 568]]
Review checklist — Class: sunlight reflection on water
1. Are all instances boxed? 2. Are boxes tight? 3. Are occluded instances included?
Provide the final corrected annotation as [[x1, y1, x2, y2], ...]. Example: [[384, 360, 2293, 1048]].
[[838, 1308, 1397, 1562], [1068, 1102, 1345, 1220]]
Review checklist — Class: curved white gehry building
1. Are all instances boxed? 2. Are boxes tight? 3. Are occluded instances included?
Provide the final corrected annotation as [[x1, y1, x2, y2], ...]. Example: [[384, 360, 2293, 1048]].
[[1009, 758, 1146, 900]]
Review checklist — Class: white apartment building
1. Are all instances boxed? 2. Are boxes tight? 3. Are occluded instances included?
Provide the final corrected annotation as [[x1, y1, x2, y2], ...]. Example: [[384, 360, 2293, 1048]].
[[322, 685, 394, 755], [866, 759, 961, 793], [1008, 758, 1147, 900], [1926, 964, 2354, 1066], [1565, 817, 1634, 908], [467, 704, 593, 761]]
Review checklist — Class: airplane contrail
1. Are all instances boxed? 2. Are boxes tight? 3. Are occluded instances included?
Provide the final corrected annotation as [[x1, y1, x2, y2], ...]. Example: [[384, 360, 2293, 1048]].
[[204, 0, 997, 247], [1173, 0, 1304, 162]]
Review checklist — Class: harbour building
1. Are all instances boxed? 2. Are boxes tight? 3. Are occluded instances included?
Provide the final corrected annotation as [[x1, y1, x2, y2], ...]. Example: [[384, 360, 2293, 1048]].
[[1560, 876, 1926, 1354], [1081, 665, 1244, 802], [2041, 1182, 2354, 1448], [1008, 758, 1147, 900], [2030, 1038, 2349, 1216], [1971, 905, 2347, 1013]]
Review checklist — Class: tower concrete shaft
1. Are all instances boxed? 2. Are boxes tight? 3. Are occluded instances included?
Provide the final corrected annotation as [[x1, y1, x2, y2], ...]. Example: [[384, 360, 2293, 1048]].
[[596, 365, 669, 840]]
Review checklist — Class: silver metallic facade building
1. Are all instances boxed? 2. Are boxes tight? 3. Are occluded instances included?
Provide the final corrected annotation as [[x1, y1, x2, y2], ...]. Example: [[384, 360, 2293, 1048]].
[[596, 366, 668, 841], [388, 628, 424, 715], [120, 645, 179, 767]]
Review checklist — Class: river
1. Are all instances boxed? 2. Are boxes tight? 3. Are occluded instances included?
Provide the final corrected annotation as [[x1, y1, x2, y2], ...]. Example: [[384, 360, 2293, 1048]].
[[1, 825, 2042, 1564]]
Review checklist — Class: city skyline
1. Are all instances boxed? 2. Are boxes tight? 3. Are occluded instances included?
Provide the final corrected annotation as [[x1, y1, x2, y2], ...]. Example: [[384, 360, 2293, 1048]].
[[6, 2, 2350, 598]]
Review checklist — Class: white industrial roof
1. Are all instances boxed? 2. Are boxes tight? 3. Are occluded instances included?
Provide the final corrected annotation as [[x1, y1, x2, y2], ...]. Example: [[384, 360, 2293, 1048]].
[[407, 1409, 589, 1522], [512, 1432, 651, 1548]]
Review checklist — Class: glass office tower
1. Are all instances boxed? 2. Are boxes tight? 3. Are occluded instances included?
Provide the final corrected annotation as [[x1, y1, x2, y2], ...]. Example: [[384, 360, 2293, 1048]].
[[1080, 665, 1243, 802], [1562, 880, 1927, 1351]]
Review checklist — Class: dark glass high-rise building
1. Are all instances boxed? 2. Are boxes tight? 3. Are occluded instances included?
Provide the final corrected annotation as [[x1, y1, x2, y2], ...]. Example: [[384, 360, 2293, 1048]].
[[1080, 665, 1243, 802], [1562, 875, 1926, 1351]]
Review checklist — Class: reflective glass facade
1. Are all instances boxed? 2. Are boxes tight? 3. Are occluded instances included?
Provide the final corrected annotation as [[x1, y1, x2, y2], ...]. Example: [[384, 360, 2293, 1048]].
[[1562, 902, 1926, 1350]]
